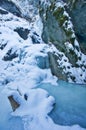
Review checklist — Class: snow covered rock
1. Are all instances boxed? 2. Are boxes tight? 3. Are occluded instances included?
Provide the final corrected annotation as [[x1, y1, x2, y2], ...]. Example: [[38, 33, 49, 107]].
[[64, 0, 86, 54], [0, 1, 86, 130], [0, 6, 57, 90], [39, 0, 86, 84], [4, 0, 85, 84]]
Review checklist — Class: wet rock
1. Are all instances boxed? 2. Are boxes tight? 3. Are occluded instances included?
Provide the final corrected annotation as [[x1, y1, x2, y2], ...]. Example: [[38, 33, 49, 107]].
[[0, 0, 21, 17], [31, 35, 40, 43], [0, 42, 7, 50], [0, 8, 8, 14], [48, 52, 68, 81], [64, 0, 86, 54], [3, 48, 18, 61], [14, 28, 30, 40]]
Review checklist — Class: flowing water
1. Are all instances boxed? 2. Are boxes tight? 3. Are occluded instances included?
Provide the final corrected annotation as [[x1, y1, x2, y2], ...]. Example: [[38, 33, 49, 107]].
[[38, 80, 86, 128]]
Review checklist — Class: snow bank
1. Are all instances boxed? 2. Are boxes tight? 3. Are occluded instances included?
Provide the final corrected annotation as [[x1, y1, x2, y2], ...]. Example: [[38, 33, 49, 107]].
[[7, 88, 85, 130]]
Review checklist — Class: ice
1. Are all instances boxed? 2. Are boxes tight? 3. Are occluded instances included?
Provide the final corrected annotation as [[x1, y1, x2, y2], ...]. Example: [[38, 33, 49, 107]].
[[38, 81, 86, 128], [0, 4, 85, 130], [0, 86, 85, 130]]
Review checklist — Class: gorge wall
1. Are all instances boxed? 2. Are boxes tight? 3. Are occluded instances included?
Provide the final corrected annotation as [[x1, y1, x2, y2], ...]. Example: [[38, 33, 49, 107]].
[[0, 0, 86, 84]]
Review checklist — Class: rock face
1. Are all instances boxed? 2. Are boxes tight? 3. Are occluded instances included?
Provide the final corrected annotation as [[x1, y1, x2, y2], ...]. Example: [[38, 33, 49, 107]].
[[0, 0, 21, 17], [39, 0, 86, 83], [64, 0, 86, 54], [0, 0, 86, 84]]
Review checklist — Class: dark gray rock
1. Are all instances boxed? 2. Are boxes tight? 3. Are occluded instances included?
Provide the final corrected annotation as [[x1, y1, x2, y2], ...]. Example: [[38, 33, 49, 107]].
[[0, 42, 7, 50], [0, 8, 8, 14], [64, 0, 86, 54], [14, 28, 30, 40], [0, 0, 21, 17], [48, 52, 68, 81], [31, 33, 41, 43], [3, 48, 18, 61]]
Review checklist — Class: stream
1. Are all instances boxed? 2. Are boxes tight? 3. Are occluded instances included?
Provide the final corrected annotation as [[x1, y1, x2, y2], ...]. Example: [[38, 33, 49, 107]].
[[38, 80, 86, 128], [0, 80, 86, 129]]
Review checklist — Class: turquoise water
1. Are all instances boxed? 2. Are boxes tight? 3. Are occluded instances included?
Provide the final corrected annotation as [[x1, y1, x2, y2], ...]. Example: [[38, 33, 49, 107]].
[[38, 80, 86, 128], [0, 80, 86, 129]]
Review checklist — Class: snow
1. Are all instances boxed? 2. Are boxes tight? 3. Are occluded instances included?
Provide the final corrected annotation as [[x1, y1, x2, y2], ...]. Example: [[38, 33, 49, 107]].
[[0, 8, 57, 89], [0, 86, 84, 130], [55, 1, 65, 9], [0, 3, 86, 130], [64, 42, 74, 52], [49, 43, 86, 84]]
